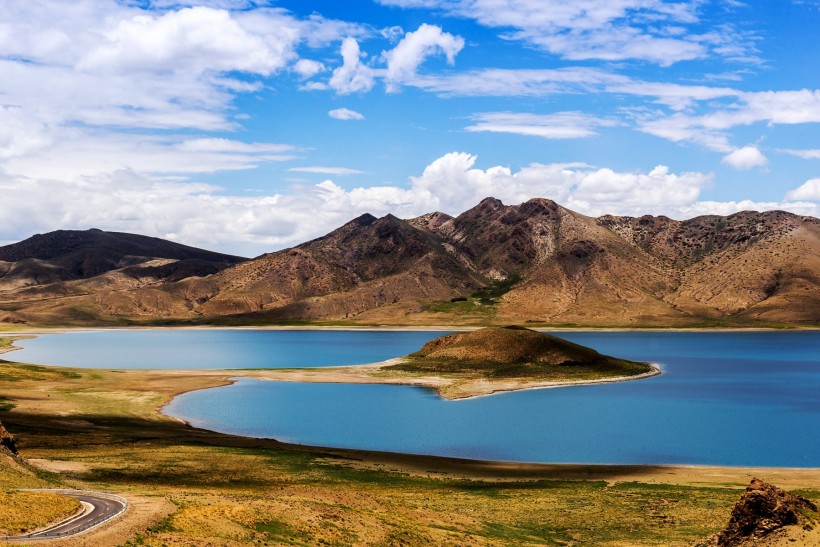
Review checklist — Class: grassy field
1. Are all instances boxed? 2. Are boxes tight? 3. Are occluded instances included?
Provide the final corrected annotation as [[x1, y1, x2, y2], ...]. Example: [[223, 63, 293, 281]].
[[0, 346, 818, 545], [0, 489, 82, 536]]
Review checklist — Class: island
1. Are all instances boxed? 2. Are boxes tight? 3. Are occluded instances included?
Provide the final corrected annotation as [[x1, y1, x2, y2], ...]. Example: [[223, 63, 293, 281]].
[[246, 326, 660, 399]]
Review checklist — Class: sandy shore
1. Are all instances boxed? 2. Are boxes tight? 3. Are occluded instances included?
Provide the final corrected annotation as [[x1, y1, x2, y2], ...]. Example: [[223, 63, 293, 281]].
[[219, 359, 662, 400]]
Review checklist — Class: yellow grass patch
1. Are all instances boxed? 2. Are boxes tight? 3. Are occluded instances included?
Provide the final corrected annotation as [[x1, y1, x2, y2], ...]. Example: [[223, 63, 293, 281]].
[[0, 490, 81, 536]]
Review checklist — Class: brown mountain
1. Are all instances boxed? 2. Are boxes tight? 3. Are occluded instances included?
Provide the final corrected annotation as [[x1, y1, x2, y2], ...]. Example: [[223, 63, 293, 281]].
[[0, 229, 245, 324], [0, 199, 817, 327]]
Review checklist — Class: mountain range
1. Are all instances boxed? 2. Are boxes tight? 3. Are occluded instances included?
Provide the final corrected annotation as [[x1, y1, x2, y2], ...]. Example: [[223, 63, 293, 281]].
[[1, 198, 817, 327]]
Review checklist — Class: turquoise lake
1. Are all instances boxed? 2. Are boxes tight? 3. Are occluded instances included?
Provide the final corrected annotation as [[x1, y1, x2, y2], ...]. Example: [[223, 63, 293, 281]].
[[13, 330, 820, 467]]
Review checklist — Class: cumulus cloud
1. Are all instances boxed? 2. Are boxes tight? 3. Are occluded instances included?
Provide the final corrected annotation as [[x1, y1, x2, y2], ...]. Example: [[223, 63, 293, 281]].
[[465, 112, 616, 139], [77, 7, 293, 75], [329, 37, 376, 94], [383, 24, 464, 91], [328, 108, 365, 120], [2, 152, 814, 256], [785, 178, 820, 201], [721, 146, 768, 170], [293, 58, 326, 79]]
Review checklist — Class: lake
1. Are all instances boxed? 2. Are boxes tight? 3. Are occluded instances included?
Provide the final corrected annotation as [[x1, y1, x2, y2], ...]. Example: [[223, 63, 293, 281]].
[[12, 329, 820, 467]]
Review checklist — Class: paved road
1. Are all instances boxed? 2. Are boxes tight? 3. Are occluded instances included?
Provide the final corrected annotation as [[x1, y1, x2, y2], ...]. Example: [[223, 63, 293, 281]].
[[2, 491, 127, 541]]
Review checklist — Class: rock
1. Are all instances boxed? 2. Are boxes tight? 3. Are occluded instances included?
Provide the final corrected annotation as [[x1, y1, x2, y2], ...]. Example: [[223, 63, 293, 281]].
[[0, 421, 18, 455], [710, 479, 818, 546]]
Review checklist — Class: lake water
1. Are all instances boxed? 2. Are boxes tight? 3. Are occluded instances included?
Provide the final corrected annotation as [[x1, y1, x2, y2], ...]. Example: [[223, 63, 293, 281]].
[[12, 330, 820, 467], [12, 329, 450, 369]]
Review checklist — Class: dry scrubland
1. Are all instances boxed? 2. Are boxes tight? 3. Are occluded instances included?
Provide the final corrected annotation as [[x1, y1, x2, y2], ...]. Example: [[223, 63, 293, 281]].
[[0, 338, 818, 545]]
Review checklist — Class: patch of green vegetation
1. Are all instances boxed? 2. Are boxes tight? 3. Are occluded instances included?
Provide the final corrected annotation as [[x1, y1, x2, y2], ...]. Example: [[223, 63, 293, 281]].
[[0, 337, 16, 352], [254, 518, 307, 541], [0, 397, 15, 412], [426, 275, 523, 315], [0, 362, 82, 381], [471, 273, 521, 302], [426, 299, 494, 314], [148, 513, 178, 533]]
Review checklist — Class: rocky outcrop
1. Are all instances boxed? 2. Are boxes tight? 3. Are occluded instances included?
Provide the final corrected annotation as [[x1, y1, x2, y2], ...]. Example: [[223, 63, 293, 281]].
[[0, 421, 18, 455], [709, 479, 818, 546]]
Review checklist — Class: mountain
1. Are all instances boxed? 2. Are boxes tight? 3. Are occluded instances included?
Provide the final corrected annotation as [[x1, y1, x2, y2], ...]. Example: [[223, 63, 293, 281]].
[[0, 200, 817, 327], [0, 229, 245, 324]]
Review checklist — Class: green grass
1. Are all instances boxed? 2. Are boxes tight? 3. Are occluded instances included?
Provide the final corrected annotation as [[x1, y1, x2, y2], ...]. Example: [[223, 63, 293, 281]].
[[470, 274, 521, 302], [0, 362, 82, 381], [426, 275, 523, 315]]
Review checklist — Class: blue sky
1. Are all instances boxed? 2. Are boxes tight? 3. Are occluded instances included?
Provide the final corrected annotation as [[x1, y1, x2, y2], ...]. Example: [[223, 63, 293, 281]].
[[1, 0, 818, 255]]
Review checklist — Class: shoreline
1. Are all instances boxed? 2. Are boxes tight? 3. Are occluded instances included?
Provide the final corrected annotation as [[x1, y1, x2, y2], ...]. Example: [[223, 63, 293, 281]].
[[2, 347, 819, 489], [3, 331, 818, 480], [147, 370, 820, 481], [219, 359, 664, 401]]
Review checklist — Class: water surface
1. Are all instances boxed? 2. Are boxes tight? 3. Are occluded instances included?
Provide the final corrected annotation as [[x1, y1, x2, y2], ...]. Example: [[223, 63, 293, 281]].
[[164, 331, 820, 467], [12, 329, 449, 369], [13, 329, 820, 466]]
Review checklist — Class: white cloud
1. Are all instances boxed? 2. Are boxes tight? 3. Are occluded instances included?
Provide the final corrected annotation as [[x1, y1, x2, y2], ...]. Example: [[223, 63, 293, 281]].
[[383, 24, 464, 91], [1, 152, 814, 256], [288, 166, 365, 175], [405, 152, 717, 217], [779, 149, 820, 159], [410, 67, 622, 97], [329, 37, 376, 94], [636, 89, 820, 152], [0, 0, 368, 183], [377, 0, 757, 66], [465, 112, 616, 139], [328, 108, 365, 120], [785, 178, 820, 201], [3, 133, 299, 181], [721, 146, 768, 170], [78, 7, 294, 75], [293, 59, 326, 79]]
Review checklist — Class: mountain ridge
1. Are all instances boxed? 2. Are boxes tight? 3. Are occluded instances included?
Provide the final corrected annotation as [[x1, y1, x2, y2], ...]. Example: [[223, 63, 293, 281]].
[[0, 199, 817, 327]]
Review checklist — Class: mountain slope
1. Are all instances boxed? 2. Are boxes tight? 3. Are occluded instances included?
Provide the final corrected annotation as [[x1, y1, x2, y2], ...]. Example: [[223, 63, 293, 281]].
[[0, 200, 817, 327], [0, 228, 245, 293], [180, 213, 483, 321]]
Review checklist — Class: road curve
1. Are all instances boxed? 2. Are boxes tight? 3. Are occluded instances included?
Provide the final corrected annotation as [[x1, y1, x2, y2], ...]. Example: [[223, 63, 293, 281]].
[[2, 490, 127, 541]]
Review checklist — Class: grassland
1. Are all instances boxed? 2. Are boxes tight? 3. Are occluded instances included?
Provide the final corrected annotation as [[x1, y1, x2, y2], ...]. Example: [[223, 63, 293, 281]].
[[0, 339, 818, 545], [0, 490, 82, 536]]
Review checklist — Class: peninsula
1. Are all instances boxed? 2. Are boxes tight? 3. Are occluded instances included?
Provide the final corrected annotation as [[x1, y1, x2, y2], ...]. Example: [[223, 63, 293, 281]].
[[237, 326, 660, 399]]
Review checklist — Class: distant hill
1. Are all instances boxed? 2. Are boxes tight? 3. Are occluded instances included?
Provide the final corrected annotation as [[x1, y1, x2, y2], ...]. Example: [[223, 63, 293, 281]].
[[0, 229, 245, 323], [0, 200, 817, 327]]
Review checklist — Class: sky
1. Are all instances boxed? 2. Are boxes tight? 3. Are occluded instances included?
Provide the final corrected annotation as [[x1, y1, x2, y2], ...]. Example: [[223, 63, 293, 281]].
[[1, 0, 819, 256]]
